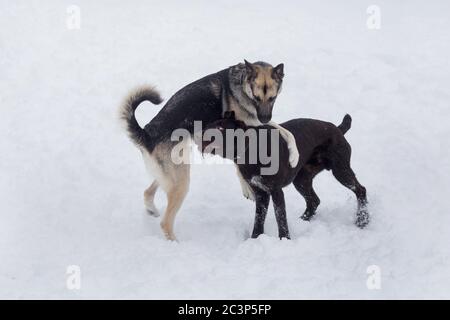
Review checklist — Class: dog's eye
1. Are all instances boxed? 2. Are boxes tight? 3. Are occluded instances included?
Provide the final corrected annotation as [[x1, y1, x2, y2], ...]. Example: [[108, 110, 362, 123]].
[[268, 96, 275, 102], [255, 96, 262, 102]]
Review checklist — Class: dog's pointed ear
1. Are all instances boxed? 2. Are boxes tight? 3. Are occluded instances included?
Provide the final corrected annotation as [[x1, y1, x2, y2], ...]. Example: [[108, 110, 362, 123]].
[[224, 111, 235, 119], [236, 120, 247, 130], [244, 59, 256, 77], [272, 63, 284, 80]]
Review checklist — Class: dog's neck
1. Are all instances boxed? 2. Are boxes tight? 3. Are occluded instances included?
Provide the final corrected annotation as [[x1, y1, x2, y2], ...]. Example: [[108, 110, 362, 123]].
[[226, 65, 261, 127]]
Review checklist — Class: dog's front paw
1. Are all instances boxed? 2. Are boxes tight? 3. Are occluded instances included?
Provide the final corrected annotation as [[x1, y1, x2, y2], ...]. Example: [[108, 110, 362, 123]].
[[300, 211, 314, 221], [242, 186, 255, 201], [288, 147, 299, 168]]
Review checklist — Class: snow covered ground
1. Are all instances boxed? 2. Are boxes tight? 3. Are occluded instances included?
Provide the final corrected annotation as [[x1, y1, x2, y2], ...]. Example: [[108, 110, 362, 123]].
[[1, 0, 450, 299]]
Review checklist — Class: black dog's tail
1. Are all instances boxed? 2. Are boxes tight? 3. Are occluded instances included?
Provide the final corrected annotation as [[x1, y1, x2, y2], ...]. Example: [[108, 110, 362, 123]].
[[337, 114, 352, 134], [119, 86, 163, 148]]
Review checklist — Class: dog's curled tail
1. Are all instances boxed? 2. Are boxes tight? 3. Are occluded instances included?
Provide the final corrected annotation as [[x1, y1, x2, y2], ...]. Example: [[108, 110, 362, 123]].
[[338, 114, 352, 135], [119, 86, 163, 148]]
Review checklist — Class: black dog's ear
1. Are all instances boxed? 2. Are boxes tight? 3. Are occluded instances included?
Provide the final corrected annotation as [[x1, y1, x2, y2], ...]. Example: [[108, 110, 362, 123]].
[[236, 120, 247, 130], [224, 111, 235, 119], [272, 63, 284, 80]]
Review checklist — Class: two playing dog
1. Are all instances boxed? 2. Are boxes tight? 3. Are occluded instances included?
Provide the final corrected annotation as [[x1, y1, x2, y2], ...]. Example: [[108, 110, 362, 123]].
[[120, 60, 368, 240]]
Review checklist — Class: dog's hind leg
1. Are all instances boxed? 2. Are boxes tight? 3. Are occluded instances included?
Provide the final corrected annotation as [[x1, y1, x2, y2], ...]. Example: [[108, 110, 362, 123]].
[[141, 143, 190, 241], [144, 180, 159, 217], [159, 163, 190, 241], [293, 165, 323, 221], [331, 162, 369, 228]]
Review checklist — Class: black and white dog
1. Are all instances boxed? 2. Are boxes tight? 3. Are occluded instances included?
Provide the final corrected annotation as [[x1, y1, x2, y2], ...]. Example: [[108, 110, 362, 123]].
[[120, 61, 299, 240], [200, 111, 369, 239]]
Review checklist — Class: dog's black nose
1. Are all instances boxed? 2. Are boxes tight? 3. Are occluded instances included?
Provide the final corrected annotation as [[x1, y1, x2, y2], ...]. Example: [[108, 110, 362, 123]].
[[258, 114, 272, 124]]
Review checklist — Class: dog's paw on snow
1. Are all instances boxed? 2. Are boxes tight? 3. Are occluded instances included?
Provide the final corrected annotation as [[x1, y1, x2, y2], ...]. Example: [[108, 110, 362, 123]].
[[145, 205, 160, 217]]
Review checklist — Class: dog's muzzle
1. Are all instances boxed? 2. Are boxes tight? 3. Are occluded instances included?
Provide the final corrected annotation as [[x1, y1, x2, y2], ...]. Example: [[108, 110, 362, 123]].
[[258, 114, 272, 124], [256, 102, 274, 124]]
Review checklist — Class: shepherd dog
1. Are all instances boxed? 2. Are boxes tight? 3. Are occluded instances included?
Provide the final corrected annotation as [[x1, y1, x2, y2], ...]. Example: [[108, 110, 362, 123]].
[[120, 60, 299, 240]]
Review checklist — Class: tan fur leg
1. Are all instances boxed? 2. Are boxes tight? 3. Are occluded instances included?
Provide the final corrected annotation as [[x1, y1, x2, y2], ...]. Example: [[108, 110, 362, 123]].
[[160, 165, 190, 241], [144, 180, 159, 217], [141, 139, 191, 241], [268, 121, 299, 167], [235, 165, 255, 201]]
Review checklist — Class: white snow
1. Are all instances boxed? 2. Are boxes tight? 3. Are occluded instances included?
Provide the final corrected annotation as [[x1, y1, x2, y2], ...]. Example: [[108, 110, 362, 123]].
[[1, 0, 450, 299]]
